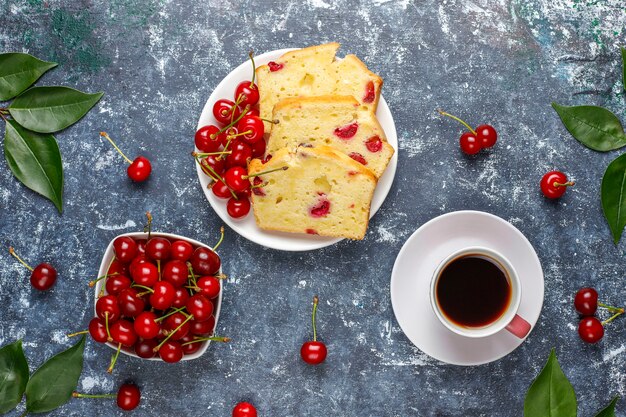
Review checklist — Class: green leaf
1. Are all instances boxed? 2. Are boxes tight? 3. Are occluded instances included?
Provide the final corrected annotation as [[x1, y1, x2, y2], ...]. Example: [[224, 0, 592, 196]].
[[0, 53, 57, 101], [595, 396, 619, 417], [602, 153, 626, 243], [621, 48, 625, 92], [4, 119, 64, 212], [524, 349, 577, 417], [8, 86, 103, 133], [25, 336, 85, 414], [552, 103, 626, 151], [0, 340, 29, 413]]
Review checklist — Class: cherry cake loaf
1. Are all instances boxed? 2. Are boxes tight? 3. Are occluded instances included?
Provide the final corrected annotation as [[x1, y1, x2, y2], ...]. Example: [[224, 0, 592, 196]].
[[267, 95, 394, 178], [248, 145, 377, 240], [256, 43, 383, 130]]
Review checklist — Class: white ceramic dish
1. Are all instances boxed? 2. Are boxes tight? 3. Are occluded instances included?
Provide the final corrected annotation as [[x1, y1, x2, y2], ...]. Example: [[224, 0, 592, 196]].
[[94, 232, 223, 361], [195, 48, 398, 251], [390, 211, 544, 366]]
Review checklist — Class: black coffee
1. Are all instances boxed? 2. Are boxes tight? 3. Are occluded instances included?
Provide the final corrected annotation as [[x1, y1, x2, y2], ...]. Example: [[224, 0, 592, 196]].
[[435, 254, 511, 328]]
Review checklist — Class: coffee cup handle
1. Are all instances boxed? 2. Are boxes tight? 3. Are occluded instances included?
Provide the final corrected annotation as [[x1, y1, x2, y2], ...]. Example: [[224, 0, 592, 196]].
[[505, 314, 531, 339]]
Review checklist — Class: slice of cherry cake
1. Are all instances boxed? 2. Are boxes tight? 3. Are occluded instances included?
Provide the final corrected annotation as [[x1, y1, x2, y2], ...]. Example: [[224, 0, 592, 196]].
[[248, 145, 377, 240], [256, 43, 383, 131], [268, 95, 394, 178]]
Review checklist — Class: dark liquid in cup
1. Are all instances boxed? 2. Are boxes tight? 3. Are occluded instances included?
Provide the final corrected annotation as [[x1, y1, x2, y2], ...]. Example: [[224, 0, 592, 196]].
[[435, 254, 511, 328]]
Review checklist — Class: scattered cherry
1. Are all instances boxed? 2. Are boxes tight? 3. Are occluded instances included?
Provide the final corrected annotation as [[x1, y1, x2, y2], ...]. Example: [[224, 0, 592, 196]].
[[301, 295, 327, 365], [578, 316, 604, 343], [459, 132, 481, 155], [72, 383, 141, 411], [574, 287, 598, 316], [438, 110, 497, 155], [233, 402, 258, 417], [9, 246, 57, 291], [540, 171, 574, 199], [100, 132, 151, 182], [476, 124, 497, 148]]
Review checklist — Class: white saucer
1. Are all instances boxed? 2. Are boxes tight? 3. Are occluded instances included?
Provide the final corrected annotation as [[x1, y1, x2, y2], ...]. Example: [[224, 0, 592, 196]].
[[195, 48, 398, 251], [390, 211, 544, 366]]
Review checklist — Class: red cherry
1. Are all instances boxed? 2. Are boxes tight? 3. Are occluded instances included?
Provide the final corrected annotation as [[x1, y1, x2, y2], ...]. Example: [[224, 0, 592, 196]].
[[134, 311, 161, 339], [117, 288, 146, 318], [246, 108, 260, 118], [475, 124, 497, 148], [236, 188, 251, 199], [180, 334, 203, 355], [195, 125, 222, 152], [348, 152, 367, 165], [190, 247, 221, 275], [459, 132, 481, 155], [574, 288, 598, 316], [128, 255, 148, 276], [29, 263, 57, 291], [235, 81, 260, 107], [365, 135, 382, 153], [219, 126, 238, 147], [158, 341, 183, 363], [236, 116, 265, 144], [540, 171, 574, 199], [117, 383, 141, 411], [186, 294, 214, 322], [172, 287, 190, 309], [113, 236, 138, 263], [136, 239, 147, 255], [578, 316, 604, 343], [110, 319, 137, 347], [212, 180, 232, 199], [226, 141, 253, 168], [149, 281, 176, 310], [213, 99, 240, 125], [191, 316, 215, 336], [134, 339, 158, 358], [131, 262, 159, 287], [96, 295, 121, 323], [108, 259, 128, 276], [201, 154, 226, 177], [227, 197, 251, 218], [233, 402, 257, 417], [268, 61, 283, 71], [163, 312, 191, 340], [127, 156, 152, 182], [170, 240, 194, 262], [301, 341, 328, 365], [363, 80, 375, 103], [162, 260, 189, 287], [146, 237, 171, 261], [88, 318, 108, 343], [197, 276, 221, 299], [224, 166, 250, 192], [105, 274, 131, 296], [250, 138, 266, 158], [334, 122, 358, 139]]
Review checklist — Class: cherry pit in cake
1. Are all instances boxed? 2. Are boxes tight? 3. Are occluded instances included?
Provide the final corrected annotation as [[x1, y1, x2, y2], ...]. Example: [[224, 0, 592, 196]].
[[194, 46, 398, 251]]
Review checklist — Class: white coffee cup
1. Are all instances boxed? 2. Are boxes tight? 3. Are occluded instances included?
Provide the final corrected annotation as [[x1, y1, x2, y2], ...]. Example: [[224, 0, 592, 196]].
[[430, 246, 531, 339]]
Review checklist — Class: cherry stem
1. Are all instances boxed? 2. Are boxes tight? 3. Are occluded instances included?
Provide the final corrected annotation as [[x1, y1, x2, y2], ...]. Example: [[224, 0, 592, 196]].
[[100, 132, 132, 164], [249, 51, 256, 86], [144, 211, 153, 239], [98, 257, 116, 296], [89, 272, 119, 288], [598, 302, 624, 313], [107, 343, 122, 373], [181, 336, 230, 346], [213, 226, 225, 251], [437, 110, 477, 136], [260, 117, 278, 124], [250, 181, 267, 190], [154, 314, 194, 351], [602, 310, 624, 325], [192, 151, 231, 157], [132, 284, 154, 293], [105, 312, 112, 342], [226, 129, 253, 140], [553, 181, 575, 188], [72, 392, 116, 399], [186, 262, 197, 287], [67, 330, 88, 337], [216, 105, 251, 136], [311, 295, 319, 342], [243, 166, 288, 180], [155, 307, 188, 322], [9, 247, 33, 271], [193, 155, 218, 183]]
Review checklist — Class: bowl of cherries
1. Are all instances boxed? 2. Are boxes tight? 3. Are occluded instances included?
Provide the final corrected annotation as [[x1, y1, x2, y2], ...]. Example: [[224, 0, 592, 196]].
[[90, 229, 229, 369]]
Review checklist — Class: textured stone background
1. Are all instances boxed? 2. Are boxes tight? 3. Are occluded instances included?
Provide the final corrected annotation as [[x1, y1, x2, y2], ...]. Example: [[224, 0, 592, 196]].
[[1, 0, 626, 416]]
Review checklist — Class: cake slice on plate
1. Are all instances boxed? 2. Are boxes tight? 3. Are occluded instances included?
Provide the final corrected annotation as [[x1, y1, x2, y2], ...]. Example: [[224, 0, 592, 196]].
[[268, 95, 394, 178], [256, 43, 383, 130], [248, 145, 377, 240]]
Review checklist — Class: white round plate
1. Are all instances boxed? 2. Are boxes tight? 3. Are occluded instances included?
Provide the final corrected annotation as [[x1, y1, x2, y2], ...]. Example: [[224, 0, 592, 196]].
[[196, 48, 398, 251], [390, 211, 544, 366]]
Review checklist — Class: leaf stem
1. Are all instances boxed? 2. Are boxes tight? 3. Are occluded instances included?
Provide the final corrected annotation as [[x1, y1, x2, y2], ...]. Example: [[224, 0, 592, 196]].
[[9, 246, 33, 271], [100, 132, 132, 164], [437, 109, 477, 135]]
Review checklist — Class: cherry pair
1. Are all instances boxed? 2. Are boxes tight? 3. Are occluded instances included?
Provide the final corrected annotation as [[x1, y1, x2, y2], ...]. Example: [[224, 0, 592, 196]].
[[574, 287, 624, 343], [438, 110, 497, 155]]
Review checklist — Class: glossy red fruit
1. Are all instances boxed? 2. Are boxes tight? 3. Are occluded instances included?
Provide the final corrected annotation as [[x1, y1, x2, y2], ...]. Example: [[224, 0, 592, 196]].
[[246, 108, 260, 118], [540, 171, 574, 199], [213, 99, 240, 125], [224, 166, 250, 192], [233, 401, 258, 417], [117, 288, 146, 318], [268, 61, 283, 71], [180, 334, 203, 355], [108, 259, 128, 276], [30, 263, 57, 291], [170, 240, 194, 262], [219, 126, 238, 147], [334, 122, 358, 139], [197, 276, 221, 299], [134, 311, 161, 339], [235, 81, 260, 107], [578, 316, 604, 343], [236, 116, 264, 144], [113, 236, 138, 264], [227, 197, 251, 218], [105, 274, 131, 296], [162, 260, 189, 287], [191, 316, 215, 336], [136, 239, 147, 255], [96, 295, 121, 322], [301, 341, 328, 365], [475, 124, 497, 148], [127, 156, 152, 182], [191, 247, 221, 276], [363, 80, 375, 103], [459, 132, 481, 155], [212, 180, 232, 199], [146, 237, 171, 261], [172, 287, 190, 309], [226, 141, 253, 168], [195, 125, 222, 152], [88, 318, 108, 343], [149, 281, 176, 310], [128, 255, 149, 276], [135, 339, 158, 358], [250, 137, 266, 158], [201, 154, 226, 177], [163, 312, 191, 340], [574, 288, 598, 316], [131, 262, 159, 287], [158, 341, 183, 363], [110, 320, 137, 347], [186, 294, 214, 322], [117, 383, 141, 411]]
